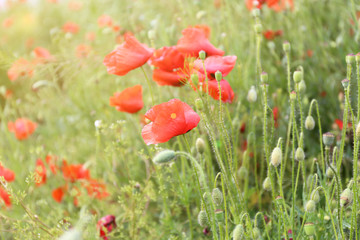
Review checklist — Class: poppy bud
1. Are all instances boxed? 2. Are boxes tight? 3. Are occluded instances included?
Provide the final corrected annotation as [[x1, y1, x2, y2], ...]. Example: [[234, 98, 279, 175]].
[[295, 147, 305, 161], [212, 188, 223, 206], [346, 54, 355, 64], [341, 79, 350, 89], [260, 72, 268, 84], [304, 222, 315, 236], [270, 147, 282, 167], [356, 53, 360, 62], [252, 227, 261, 239], [356, 122, 360, 139], [299, 80, 306, 93], [305, 116, 315, 130], [196, 138, 206, 154], [340, 188, 353, 207], [215, 70, 222, 82], [237, 166, 248, 180], [197, 210, 209, 227], [199, 50, 206, 60], [252, 9, 260, 18], [323, 132, 335, 147], [215, 209, 224, 222], [305, 200, 316, 212], [147, 30, 155, 40], [326, 166, 336, 178], [254, 24, 263, 34], [152, 150, 176, 165], [263, 177, 272, 191], [290, 91, 296, 101], [191, 73, 199, 86], [283, 41, 291, 53], [233, 224, 244, 240], [58, 228, 83, 240], [247, 86, 257, 103], [293, 70, 303, 84], [311, 189, 320, 203], [195, 98, 204, 111]]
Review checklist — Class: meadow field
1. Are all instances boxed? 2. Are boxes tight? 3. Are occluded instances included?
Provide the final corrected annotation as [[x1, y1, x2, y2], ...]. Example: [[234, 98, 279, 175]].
[[0, 0, 360, 239]]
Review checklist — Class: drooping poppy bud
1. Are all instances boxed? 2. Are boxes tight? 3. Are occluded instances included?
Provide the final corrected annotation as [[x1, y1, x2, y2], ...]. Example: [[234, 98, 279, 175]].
[[305, 116, 315, 130], [212, 188, 223, 206], [305, 200, 316, 212], [197, 210, 209, 227], [152, 150, 176, 165]]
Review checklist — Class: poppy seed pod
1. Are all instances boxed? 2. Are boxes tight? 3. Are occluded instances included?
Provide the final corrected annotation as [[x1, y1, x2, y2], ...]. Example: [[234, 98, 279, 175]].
[[247, 86, 257, 103], [270, 147, 282, 167], [305, 116, 315, 130], [304, 222, 315, 236], [323, 132, 335, 147], [311, 189, 320, 203], [299, 80, 306, 93], [199, 50, 206, 60], [295, 147, 305, 161], [212, 188, 223, 206], [341, 79, 350, 88], [260, 72, 268, 84], [196, 138, 206, 154], [293, 70, 303, 84], [215, 70, 222, 82], [252, 227, 261, 240], [356, 122, 360, 139], [197, 210, 209, 227], [290, 91, 296, 101], [152, 150, 176, 165], [233, 224, 244, 240], [254, 23, 263, 34], [346, 54, 355, 64], [340, 188, 353, 207], [305, 200, 316, 212], [263, 177, 272, 191], [215, 209, 224, 222], [283, 41, 291, 53]]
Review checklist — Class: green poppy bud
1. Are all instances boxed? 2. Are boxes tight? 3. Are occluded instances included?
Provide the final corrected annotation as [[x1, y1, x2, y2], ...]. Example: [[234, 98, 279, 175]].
[[197, 210, 209, 227], [254, 24, 263, 34], [295, 147, 305, 161], [304, 222, 315, 236], [247, 86, 257, 103], [326, 166, 336, 179], [212, 188, 223, 206], [196, 138, 206, 154], [305, 200, 316, 213], [293, 70, 303, 84], [252, 227, 261, 239], [199, 50, 206, 60], [340, 188, 353, 207], [283, 41, 291, 53], [290, 91, 297, 101], [233, 224, 244, 240], [215, 70, 222, 82], [311, 189, 320, 203], [252, 9, 260, 18], [191, 73, 199, 86], [305, 116, 315, 130], [270, 147, 282, 167], [152, 150, 176, 165], [195, 98, 204, 111], [263, 177, 272, 191], [238, 166, 248, 180]]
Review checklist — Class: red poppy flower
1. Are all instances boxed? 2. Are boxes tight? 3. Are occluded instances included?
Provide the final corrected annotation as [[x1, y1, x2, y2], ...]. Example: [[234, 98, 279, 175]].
[[149, 46, 184, 71], [52, 186, 66, 202], [84, 179, 109, 199], [103, 34, 154, 76], [7, 58, 34, 81], [97, 215, 117, 240], [267, 0, 294, 11], [193, 24, 211, 38], [109, 85, 143, 113], [8, 118, 37, 140], [335, 119, 352, 130], [68, 1, 83, 11], [35, 159, 46, 186], [45, 155, 58, 174], [240, 122, 246, 133], [98, 15, 113, 28], [273, 107, 279, 128], [85, 32, 96, 41], [33, 47, 53, 60], [177, 27, 224, 57], [62, 22, 79, 34], [193, 55, 237, 78], [206, 79, 235, 103], [76, 44, 91, 58], [62, 161, 90, 182], [0, 187, 11, 207], [0, 165, 15, 182], [142, 99, 200, 145], [246, 0, 266, 9], [152, 68, 188, 87]]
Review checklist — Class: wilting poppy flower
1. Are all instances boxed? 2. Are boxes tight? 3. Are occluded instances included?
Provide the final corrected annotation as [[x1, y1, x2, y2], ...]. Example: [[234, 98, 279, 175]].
[[263, 30, 283, 40], [98, 15, 113, 28], [206, 79, 235, 103], [142, 99, 200, 145], [97, 215, 117, 240], [0, 187, 11, 207], [62, 22, 79, 34], [110, 85, 143, 113], [0, 165, 15, 182], [52, 186, 66, 202], [62, 161, 90, 182], [7, 58, 34, 81], [35, 159, 46, 186], [103, 34, 154, 76], [193, 55, 237, 78], [177, 27, 224, 57], [8, 118, 37, 140]]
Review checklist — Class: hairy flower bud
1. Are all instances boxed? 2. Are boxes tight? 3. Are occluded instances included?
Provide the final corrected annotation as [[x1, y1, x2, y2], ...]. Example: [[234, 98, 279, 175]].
[[237, 166, 248, 180], [326, 166, 336, 178], [247, 86, 257, 103], [305, 116, 315, 130], [199, 50, 206, 60], [212, 188, 223, 206], [283, 41, 291, 53], [305, 200, 316, 212], [295, 147, 305, 161], [270, 147, 282, 167], [293, 70, 303, 84], [263, 177, 272, 191], [215, 70, 222, 82], [299, 80, 306, 94], [252, 227, 261, 239], [254, 23, 263, 34], [340, 188, 353, 207], [233, 224, 244, 240], [152, 150, 176, 165], [195, 98, 204, 111], [341, 78, 350, 89], [196, 138, 206, 154], [197, 210, 209, 227], [311, 189, 320, 203], [346, 54, 355, 64]]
